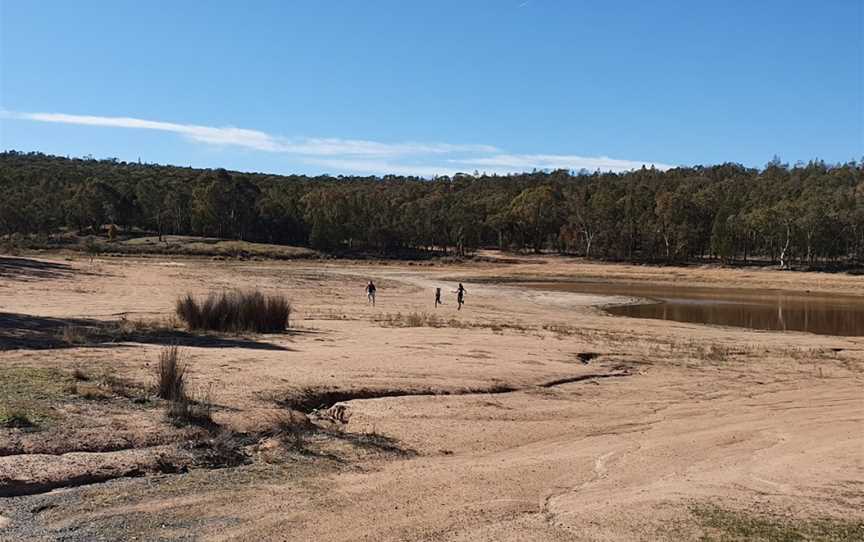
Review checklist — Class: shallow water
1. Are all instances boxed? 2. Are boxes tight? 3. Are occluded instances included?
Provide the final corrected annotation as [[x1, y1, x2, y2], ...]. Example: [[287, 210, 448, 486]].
[[520, 281, 864, 336]]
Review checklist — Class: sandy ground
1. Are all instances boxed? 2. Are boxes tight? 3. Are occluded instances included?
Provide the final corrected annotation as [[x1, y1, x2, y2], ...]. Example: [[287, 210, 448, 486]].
[[1, 252, 863, 541]]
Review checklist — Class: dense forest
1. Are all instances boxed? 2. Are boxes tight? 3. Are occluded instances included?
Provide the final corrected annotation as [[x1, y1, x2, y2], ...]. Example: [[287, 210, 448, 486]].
[[1, 151, 862, 266]]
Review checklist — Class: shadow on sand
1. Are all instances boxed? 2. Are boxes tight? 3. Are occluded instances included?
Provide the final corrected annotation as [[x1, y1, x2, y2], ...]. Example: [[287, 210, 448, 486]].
[[0, 312, 296, 351], [0, 256, 94, 282]]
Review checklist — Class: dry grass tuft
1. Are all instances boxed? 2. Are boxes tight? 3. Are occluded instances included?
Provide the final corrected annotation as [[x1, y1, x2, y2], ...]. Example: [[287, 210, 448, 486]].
[[166, 393, 213, 427], [266, 411, 312, 450], [156, 345, 187, 401], [152, 346, 216, 427], [59, 324, 90, 345], [176, 290, 291, 333], [377, 311, 461, 328], [191, 429, 249, 468]]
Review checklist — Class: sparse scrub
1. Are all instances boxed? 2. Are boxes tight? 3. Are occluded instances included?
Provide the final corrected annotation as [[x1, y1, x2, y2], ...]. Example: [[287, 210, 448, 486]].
[[694, 344, 731, 362], [59, 324, 89, 345], [99, 373, 139, 399], [156, 345, 186, 401], [376, 312, 453, 328], [52, 318, 177, 348], [66, 367, 145, 402], [676, 340, 756, 363], [376, 312, 536, 334], [542, 323, 582, 338], [166, 393, 214, 427], [266, 411, 312, 450], [0, 409, 37, 429], [190, 429, 249, 468], [176, 290, 291, 333], [115, 316, 166, 336], [75, 384, 111, 401], [690, 503, 864, 541]]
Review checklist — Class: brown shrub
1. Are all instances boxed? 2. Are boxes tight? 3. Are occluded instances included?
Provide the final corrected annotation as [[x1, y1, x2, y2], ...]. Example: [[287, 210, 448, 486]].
[[176, 290, 291, 333]]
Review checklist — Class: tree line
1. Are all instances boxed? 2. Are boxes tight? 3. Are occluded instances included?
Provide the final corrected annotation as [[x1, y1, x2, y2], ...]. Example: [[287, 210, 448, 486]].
[[1, 151, 862, 266]]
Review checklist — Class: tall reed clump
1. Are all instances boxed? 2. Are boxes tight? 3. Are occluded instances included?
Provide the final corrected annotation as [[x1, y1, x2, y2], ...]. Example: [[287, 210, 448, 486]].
[[175, 290, 291, 333], [155, 346, 215, 427], [157, 345, 186, 401]]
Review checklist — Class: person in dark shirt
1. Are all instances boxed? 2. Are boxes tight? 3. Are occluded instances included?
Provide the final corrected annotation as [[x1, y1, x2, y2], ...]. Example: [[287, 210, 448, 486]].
[[365, 280, 377, 306], [456, 283, 466, 310]]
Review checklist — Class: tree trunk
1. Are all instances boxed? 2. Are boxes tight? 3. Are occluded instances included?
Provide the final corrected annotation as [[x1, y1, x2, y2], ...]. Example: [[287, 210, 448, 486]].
[[779, 224, 791, 268]]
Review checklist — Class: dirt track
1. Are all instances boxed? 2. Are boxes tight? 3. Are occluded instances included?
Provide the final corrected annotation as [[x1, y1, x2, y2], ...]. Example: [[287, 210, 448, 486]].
[[1, 253, 862, 540]]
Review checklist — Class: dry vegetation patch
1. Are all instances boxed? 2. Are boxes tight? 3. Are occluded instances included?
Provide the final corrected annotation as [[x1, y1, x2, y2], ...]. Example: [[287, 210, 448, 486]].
[[688, 503, 864, 541], [374, 311, 536, 334], [0, 367, 72, 429], [176, 290, 291, 333], [156, 345, 187, 401]]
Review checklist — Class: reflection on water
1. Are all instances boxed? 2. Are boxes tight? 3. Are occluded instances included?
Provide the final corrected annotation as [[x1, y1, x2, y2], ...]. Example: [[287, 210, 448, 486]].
[[520, 281, 864, 336]]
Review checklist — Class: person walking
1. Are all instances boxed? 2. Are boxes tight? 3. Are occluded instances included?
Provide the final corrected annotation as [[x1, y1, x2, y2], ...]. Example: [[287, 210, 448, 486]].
[[366, 280, 377, 306], [434, 287, 442, 308], [455, 283, 466, 311]]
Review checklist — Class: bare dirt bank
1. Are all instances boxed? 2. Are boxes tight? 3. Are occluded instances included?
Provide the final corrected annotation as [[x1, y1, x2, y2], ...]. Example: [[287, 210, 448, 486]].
[[1, 253, 862, 540]]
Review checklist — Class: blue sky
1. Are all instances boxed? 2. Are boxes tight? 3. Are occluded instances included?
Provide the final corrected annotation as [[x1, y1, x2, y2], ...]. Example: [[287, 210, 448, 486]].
[[1, 0, 861, 176]]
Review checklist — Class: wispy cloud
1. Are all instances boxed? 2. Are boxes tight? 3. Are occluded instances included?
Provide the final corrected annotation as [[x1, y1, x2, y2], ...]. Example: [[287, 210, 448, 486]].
[[450, 153, 675, 173], [301, 158, 471, 178], [2, 110, 675, 176], [3, 111, 496, 157]]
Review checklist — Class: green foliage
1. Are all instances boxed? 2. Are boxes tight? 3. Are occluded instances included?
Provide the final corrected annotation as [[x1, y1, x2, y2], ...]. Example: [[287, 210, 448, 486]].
[[1, 151, 863, 264]]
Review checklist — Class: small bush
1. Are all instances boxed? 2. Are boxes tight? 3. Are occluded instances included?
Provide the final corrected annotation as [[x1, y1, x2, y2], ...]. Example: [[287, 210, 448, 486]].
[[176, 290, 291, 333], [166, 383, 215, 428], [167, 394, 213, 427], [266, 411, 312, 450], [156, 345, 186, 401], [191, 429, 249, 468]]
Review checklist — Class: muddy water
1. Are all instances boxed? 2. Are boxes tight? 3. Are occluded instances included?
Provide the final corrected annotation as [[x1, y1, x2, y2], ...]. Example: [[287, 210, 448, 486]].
[[521, 281, 864, 336]]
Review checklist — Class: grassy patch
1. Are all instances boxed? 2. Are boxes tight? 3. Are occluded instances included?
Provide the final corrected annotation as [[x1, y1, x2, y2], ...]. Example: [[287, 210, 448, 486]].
[[690, 503, 864, 541], [0, 366, 150, 429], [0, 410, 38, 429], [0, 367, 73, 427]]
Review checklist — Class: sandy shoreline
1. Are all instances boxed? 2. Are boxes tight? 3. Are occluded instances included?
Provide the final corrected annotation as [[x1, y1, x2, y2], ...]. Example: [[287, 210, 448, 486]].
[[1, 253, 862, 541]]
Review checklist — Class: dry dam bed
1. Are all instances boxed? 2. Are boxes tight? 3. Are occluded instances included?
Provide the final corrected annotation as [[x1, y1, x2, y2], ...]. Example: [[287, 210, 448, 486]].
[[1, 254, 862, 541]]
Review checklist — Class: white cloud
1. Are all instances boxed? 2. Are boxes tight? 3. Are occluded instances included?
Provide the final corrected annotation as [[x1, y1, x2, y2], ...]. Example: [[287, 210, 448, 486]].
[[450, 153, 675, 172], [2, 110, 676, 176], [302, 158, 473, 177], [3, 111, 497, 157]]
